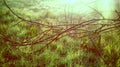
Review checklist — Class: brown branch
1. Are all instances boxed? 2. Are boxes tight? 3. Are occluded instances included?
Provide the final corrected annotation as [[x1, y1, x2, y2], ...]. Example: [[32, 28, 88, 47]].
[[3, 0, 48, 26]]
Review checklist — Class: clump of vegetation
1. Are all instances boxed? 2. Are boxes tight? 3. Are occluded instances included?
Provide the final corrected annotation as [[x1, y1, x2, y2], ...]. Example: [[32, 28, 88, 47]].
[[0, 0, 120, 67]]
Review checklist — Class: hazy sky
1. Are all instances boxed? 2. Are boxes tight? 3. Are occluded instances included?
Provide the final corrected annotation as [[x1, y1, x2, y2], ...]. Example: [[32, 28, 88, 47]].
[[41, 0, 115, 18]]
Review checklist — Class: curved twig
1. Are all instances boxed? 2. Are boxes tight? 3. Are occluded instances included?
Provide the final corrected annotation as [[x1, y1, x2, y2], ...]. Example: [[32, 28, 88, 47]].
[[3, 0, 48, 26]]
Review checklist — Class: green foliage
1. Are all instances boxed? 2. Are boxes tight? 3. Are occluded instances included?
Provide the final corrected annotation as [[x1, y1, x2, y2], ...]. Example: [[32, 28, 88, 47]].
[[0, 0, 120, 67], [117, 58, 120, 67]]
